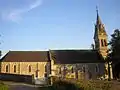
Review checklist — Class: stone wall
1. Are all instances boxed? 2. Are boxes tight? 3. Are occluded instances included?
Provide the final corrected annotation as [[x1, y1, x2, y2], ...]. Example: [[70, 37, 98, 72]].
[[0, 62, 48, 79], [0, 73, 32, 84], [52, 63, 105, 80]]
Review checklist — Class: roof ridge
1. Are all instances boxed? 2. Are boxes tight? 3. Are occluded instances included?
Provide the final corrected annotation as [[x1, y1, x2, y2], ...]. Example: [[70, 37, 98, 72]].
[[9, 51, 48, 52], [50, 49, 97, 51]]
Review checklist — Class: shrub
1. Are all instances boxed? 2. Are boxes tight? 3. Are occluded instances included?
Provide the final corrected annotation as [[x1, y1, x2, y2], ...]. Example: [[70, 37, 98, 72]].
[[76, 80, 96, 90], [51, 80, 82, 90], [101, 82, 112, 90], [39, 79, 113, 90], [75, 80, 112, 90]]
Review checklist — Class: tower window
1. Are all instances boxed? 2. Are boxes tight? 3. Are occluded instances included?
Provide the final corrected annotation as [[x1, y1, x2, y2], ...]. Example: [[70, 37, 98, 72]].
[[104, 39, 107, 46], [29, 65, 31, 72], [6, 65, 9, 72], [14, 65, 16, 73], [101, 39, 104, 47]]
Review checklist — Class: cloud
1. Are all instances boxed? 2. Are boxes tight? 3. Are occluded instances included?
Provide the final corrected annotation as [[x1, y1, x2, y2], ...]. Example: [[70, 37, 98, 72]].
[[1, 9, 22, 23], [30, 0, 42, 10], [1, 0, 42, 23]]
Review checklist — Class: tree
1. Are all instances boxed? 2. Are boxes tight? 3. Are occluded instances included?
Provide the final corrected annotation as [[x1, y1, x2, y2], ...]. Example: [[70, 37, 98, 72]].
[[108, 29, 120, 63], [107, 29, 120, 79]]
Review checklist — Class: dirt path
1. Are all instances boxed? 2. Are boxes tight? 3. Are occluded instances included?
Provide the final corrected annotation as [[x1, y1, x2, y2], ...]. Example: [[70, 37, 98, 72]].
[[8, 85, 39, 90]]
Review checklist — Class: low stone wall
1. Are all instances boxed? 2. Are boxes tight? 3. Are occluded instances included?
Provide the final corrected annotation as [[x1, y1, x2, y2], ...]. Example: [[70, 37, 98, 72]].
[[0, 73, 32, 84]]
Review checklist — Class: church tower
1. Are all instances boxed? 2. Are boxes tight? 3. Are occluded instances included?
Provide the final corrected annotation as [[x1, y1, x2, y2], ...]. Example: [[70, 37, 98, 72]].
[[94, 8, 108, 58], [94, 7, 113, 79]]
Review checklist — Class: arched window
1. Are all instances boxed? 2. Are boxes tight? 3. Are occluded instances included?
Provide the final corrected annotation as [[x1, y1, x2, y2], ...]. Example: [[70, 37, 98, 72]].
[[95, 65, 99, 72], [44, 73, 47, 77], [14, 65, 16, 73], [83, 67, 85, 72], [95, 66, 98, 72], [104, 39, 107, 46], [71, 67, 74, 73], [101, 39, 104, 47], [6, 65, 9, 72], [59, 67, 61, 74], [29, 65, 31, 72], [45, 65, 47, 72]]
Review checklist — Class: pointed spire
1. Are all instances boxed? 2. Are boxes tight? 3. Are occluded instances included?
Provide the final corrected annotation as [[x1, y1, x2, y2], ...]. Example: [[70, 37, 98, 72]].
[[96, 6, 102, 25], [96, 6, 98, 14]]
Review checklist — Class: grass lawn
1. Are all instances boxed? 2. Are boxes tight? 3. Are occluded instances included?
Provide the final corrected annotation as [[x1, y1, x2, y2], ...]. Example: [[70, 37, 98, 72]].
[[0, 81, 8, 90]]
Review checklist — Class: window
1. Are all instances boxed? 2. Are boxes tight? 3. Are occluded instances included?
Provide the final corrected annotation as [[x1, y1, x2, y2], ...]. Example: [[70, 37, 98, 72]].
[[104, 39, 107, 46], [6, 65, 9, 72], [59, 67, 61, 74], [14, 65, 16, 73], [29, 65, 31, 72], [83, 67, 85, 72], [101, 39, 104, 47], [44, 73, 47, 77], [36, 70, 38, 77], [95, 65, 99, 72], [71, 67, 74, 73], [45, 65, 47, 72]]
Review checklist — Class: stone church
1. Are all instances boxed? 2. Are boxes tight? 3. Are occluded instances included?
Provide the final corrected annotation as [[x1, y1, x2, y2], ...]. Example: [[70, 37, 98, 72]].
[[0, 9, 113, 83]]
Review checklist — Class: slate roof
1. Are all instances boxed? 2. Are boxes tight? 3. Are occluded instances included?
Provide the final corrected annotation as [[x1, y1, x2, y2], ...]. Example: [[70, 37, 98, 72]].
[[0, 51, 49, 62], [0, 50, 105, 63], [50, 50, 105, 64]]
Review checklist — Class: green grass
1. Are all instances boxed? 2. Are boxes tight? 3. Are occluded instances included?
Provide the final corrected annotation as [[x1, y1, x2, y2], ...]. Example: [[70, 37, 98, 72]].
[[0, 82, 8, 90]]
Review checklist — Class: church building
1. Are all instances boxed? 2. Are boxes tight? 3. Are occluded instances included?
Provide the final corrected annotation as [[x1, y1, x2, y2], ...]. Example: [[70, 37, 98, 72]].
[[0, 9, 113, 83]]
